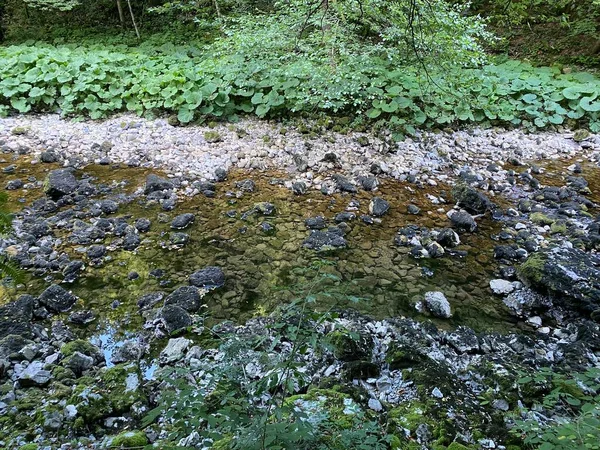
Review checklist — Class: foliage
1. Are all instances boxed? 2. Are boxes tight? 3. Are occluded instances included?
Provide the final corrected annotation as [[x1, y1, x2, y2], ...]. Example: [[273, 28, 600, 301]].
[[511, 367, 600, 450], [143, 263, 391, 449], [0, 192, 21, 283]]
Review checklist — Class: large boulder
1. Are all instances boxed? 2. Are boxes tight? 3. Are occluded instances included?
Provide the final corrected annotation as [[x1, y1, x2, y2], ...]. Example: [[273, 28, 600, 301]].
[[44, 169, 78, 199], [519, 246, 600, 316], [165, 286, 202, 312], [189, 267, 225, 290], [0, 295, 35, 340], [145, 174, 174, 194]]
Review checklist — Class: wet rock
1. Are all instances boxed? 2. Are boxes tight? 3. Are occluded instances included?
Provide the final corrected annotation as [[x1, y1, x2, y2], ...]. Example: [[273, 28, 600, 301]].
[[189, 266, 225, 290], [334, 212, 356, 223], [369, 197, 390, 217], [303, 228, 347, 251], [123, 232, 141, 250], [165, 286, 202, 313], [407, 204, 421, 215], [333, 175, 357, 193], [436, 228, 460, 248], [18, 361, 53, 386], [38, 285, 78, 313], [452, 184, 492, 214], [137, 292, 165, 310], [519, 246, 600, 314], [424, 291, 452, 318], [160, 305, 192, 334], [44, 169, 78, 199], [236, 179, 255, 192], [253, 202, 276, 215], [260, 222, 275, 234], [87, 245, 106, 259], [135, 218, 151, 232], [449, 210, 477, 232], [426, 242, 445, 258], [322, 152, 338, 163], [446, 327, 479, 353], [68, 310, 96, 325], [292, 182, 307, 195], [305, 216, 327, 230], [169, 232, 189, 245], [145, 174, 174, 194], [40, 150, 59, 163], [63, 351, 94, 375], [6, 179, 23, 190], [360, 215, 374, 224], [0, 295, 35, 340], [171, 213, 195, 230], [359, 176, 378, 191], [214, 168, 227, 182], [503, 288, 551, 318]]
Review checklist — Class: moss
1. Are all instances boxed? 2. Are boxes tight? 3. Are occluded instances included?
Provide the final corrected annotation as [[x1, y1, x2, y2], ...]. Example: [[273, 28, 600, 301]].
[[550, 221, 567, 234], [19, 444, 38, 450], [167, 115, 179, 126], [212, 436, 233, 450], [60, 340, 101, 359], [262, 135, 271, 143], [326, 330, 371, 362], [11, 127, 29, 135], [109, 430, 148, 448], [518, 253, 546, 284], [530, 212, 555, 226], [447, 443, 477, 450], [207, 121, 218, 128], [204, 130, 222, 143], [385, 343, 426, 370]]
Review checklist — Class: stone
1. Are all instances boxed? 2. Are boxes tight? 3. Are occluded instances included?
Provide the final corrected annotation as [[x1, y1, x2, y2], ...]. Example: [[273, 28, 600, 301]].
[[160, 337, 190, 364], [6, 179, 23, 190], [44, 169, 78, 199], [100, 200, 118, 214], [489, 279, 515, 295], [160, 305, 192, 334], [236, 179, 255, 192], [333, 175, 357, 193], [305, 216, 327, 230], [449, 210, 477, 232], [214, 168, 227, 182], [137, 292, 165, 310], [452, 184, 492, 214], [189, 266, 225, 290], [334, 212, 356, 223], [123, 233, 141, 250], [68, 310, 96, 325], [359, 176, 378, 191], [424, 291, 452, 318], [407, 204, 421, 215], [38, 285, 78, 313], [368, 398, 383, 411], [369, 197, 390, 217], [18, 361, 53, 386], [169, 232, 189, 245], [436, 228, 460, 248], [165, 286, 202, 312], [86, 245, 106, 259], [0, 295, 35, 340], [145, 174, 174, 194], [63, 351, 94, 375], [292, 182, 307, 195], [171, 213, 195, 230], [40, 150, 59, 163], [303, 228, 347, 251]]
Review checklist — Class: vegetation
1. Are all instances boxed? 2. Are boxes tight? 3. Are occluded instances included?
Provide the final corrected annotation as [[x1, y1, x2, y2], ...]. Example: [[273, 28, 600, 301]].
[[0, 192, 21, 283]]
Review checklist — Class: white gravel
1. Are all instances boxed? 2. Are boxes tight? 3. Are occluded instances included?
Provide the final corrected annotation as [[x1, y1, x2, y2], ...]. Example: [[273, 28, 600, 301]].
[[1, 113, 599, 187]]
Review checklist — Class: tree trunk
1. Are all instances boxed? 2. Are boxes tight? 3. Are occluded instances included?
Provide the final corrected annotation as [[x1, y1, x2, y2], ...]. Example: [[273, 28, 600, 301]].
[[126, 0, 141, 39], [116, 0, 125, 26]]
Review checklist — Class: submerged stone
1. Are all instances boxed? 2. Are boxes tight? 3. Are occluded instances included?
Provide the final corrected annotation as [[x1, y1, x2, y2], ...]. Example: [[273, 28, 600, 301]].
[[303, 228, 347, 251], [189, 266, 225, 290], [165, 286, 202, 312], [38, 285, 78, 313], [171, 213, 195, 229], [452, 184, 492, 214], [369, 197, 390, 217], [449, 210, 477, 232], [145, 174, 174, 194], [44, 169, 78, 199], [305, 216, 327, 230]]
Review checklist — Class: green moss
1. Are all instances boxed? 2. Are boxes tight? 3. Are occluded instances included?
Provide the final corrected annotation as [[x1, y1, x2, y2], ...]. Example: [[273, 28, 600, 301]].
[[204, 130, 222, 143], [212, 436, 233, 450], [518, 253, 546, 284], [447, 443, 477, 450], [60, 340, 101, 359], [326, 330, 371, 362], [550, 221, 567, 234], [109, 430, 148, 448], [18, 444, 38, 450], [167, 115, 179, 126], [530, 212, 555, 226], [11, 127, 29, 136], [385, 343, 425, 370]]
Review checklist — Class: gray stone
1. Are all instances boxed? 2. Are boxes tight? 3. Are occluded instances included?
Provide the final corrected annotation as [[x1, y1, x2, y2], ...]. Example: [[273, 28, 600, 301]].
[[145, 174, 174, 194], [160, 337, 190, 364], [171, 213, 195, 230], [38, 285, 78, 313], [424, 291, 452, 318], [369, 197, 390, 217], [189, 266, 225, 290], [18, 361, 53, 386], [44, 169, 77, 199]]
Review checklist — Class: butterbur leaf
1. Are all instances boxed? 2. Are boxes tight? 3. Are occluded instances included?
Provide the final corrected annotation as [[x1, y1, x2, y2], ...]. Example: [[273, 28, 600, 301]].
[[366, 108, 381, 119], [177, 107, 194, 123], [580, 96, 600, 112]]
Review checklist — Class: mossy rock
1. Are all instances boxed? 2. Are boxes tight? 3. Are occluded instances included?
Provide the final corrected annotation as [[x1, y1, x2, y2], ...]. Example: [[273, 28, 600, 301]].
[[212, 435, 234, 450], [326, 330, 372, 362], [18, 445, 38, 450], [108, 430, 148, 448], [386, 343, 426, 370], [530, 212, 554, 226], [204, 131, 222, 143], [284, 388, 360, 430], [11, 127, 29, 136], [60, 339, 102, 362], [550, 221, 567, 234], [518, 253, 546, 284]]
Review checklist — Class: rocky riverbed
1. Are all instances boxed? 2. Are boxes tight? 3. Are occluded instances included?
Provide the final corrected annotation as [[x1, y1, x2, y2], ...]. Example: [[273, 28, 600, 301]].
[[0, 114, 599, 449]]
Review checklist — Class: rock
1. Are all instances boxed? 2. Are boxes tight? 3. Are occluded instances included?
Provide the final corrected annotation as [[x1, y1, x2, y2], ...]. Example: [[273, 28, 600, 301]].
[[359, 176, 378, 191], [369, 197, 390, 217], [292, 182, 307, 195], [63, 351, 95, 375], [44, 169, 78, 199], [86, 244, 106, 259], [160, 337, 190, 364], [123, 232, 141, 250], [169, 232, 189, 245], [137, 292, 165, 310], [171, 213, 195, 230], [43, 411, 63, 431], [368, 398, 383, 411], [236, 179, 255, 192], [6, 179, 23, 190], [519, 246, 600, 314], [305, 216, 327, 230], [18, 361, 53, 386], [145, 174, 174, 194], [253, 202, 276, 215], [68, 310, 96, 325], [573, 129, 590, 142], [159, 305, 192, 334], [303, 228, 347, 251], [489, 279, 516, 295], [135, 218, 151, 232], [189, 266, 225, 290], [333, 175, 357, 193], [492, 399, 509, 411], [424, 291, 452, 318], [407, 204, 421, 215], [40, 150, 59, 163], [38, 285, 78, 313], [260, 222, 275, 234], [449, 210, 477, 232], [0, 295, 35, 340], [165, 286, 202, 312], [214, 168, 227, 182], [99, 200, 118, 214], [436, 228, 460, 248], [111, 340, 146, 364], [452, 184, 492, 214], [334, 212, 356, 223]]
